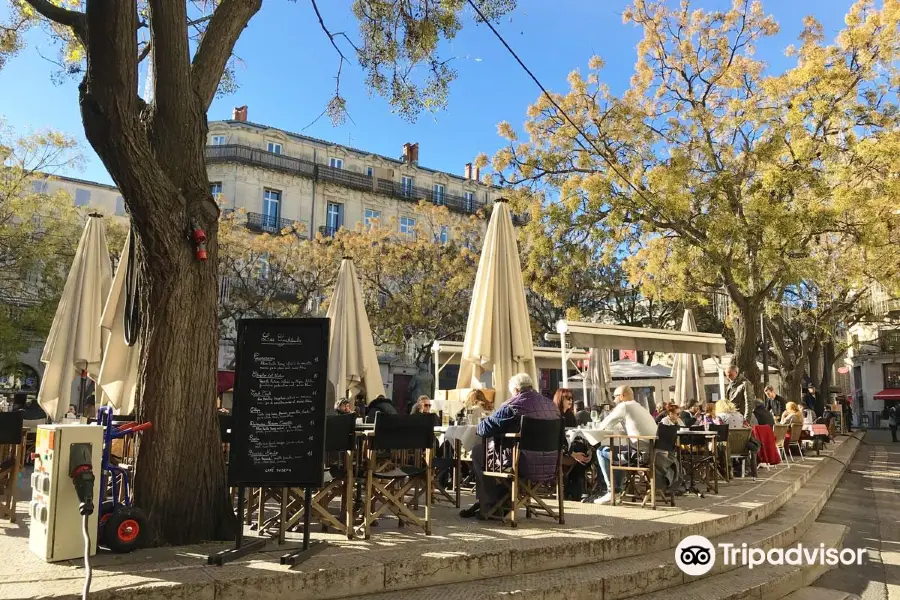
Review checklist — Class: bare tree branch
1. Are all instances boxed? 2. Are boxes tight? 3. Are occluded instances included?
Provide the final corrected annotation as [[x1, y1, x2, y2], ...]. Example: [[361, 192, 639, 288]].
[[191, 0, 262, 109]]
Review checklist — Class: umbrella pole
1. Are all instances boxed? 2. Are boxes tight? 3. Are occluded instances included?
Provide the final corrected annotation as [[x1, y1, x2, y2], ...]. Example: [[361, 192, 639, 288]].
[[79, 371, 86, 415]]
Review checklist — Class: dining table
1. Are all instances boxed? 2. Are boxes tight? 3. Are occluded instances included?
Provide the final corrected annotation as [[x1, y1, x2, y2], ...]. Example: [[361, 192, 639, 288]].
[[676, 429, 719, 497]]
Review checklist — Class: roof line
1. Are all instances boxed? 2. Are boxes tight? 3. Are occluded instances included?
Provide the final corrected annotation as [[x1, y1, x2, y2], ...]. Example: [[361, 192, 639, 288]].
[[33, 171, 119, 192], [211, 119, 502, 189]]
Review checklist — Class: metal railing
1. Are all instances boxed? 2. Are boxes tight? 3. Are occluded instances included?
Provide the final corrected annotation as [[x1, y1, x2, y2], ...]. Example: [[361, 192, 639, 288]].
[[245, 212, 306, 235], [206, 144, 500, 219], [206, 144, 316, 178]]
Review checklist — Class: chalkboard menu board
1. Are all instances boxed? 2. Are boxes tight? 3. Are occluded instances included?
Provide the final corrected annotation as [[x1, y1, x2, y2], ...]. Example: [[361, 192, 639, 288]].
[[228, 318, 329, 488]]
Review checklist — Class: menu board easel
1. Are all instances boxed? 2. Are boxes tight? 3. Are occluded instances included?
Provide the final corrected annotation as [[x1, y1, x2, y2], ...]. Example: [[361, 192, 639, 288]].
[[208, 318, 329, 566]]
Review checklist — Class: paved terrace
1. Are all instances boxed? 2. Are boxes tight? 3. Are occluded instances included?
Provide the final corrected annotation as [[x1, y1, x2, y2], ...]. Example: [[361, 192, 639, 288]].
[[0, 434, 860, 600]]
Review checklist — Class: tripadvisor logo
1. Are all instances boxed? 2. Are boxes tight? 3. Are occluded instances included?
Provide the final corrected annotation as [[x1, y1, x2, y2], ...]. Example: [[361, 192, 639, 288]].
[[675, 535, 865, 576]]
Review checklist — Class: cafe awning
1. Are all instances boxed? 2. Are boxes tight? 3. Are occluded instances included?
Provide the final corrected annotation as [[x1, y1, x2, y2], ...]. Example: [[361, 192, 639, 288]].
[[555, 320, 727, 356], [873, 389, 900, 401], [433, 340, 587, 372]]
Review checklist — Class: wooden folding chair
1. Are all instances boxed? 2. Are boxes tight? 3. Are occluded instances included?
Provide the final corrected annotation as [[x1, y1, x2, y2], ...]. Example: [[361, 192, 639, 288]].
[[362, 414, 434, 539], [0, 412, 24, 522], [310, 414, 356, 539], [608, 433, 659, 509], [773, 424, 790, 463], [788, 423, 805, 461], [726, 428, 753, 479], [481, 416, 565, 528]]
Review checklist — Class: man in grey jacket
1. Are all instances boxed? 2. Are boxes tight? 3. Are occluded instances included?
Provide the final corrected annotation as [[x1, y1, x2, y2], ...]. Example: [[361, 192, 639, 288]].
[[725, 366, 754, 420]]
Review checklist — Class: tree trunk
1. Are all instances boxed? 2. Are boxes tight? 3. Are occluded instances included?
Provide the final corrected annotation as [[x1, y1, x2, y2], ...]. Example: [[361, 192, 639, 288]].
[[730, 302, 761, 399], [820, 339, 834, 414], [76, 3, 233, 541], [778, 364, 805, 404]]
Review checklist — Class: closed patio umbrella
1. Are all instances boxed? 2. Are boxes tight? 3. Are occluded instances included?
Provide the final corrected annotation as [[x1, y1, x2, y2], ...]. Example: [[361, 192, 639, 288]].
[[457, 200, 536, 404], [326, 258, 385, 404], [37, 215, 112, 422], [672, 309, 705, 407], [97, 230, 140, 415], [589, 348, 613, 408]]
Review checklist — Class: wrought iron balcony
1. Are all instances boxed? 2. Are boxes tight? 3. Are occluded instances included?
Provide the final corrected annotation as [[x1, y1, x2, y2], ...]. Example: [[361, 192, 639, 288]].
[[318, 225, 339, 238], [206, 144, 316, 178], [205, 144, 531, 224], [245, 212, 305, 235]]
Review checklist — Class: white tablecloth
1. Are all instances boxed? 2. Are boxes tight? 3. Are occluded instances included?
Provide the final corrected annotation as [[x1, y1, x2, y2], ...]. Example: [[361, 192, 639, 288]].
[[565, 428, 618, 447], [439, 425, 479, 452]]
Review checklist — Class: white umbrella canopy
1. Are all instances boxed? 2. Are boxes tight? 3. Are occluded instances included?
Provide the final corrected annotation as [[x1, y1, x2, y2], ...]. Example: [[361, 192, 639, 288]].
[[457, 200, 536, 404], [37, 215, 112, 421], [97, 230, 140, 415], [326, 258, 385, 404], [588, 348, 613, 407], [672, 308, 705, 407]]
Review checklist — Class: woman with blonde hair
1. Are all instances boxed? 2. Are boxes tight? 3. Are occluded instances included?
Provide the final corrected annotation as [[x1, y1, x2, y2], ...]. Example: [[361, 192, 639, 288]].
[[780, 402, 803, 426], [715, 398, 747, 429]]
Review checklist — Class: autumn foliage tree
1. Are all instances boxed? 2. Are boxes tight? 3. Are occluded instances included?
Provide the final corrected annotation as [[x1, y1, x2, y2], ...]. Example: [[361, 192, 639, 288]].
[[1, 0, 516, 544], [326, 203, 482, 366], [492, 0, 900, 398]]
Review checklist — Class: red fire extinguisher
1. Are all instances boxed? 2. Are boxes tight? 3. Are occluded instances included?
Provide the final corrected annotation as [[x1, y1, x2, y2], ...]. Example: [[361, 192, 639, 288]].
[[190, 223, 208, 261]]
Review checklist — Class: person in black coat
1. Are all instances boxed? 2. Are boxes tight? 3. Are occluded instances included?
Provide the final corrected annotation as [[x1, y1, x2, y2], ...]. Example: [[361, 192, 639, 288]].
[[802, 385, 818, 415], [364, 395, 398, 423], [763, 385, 785, 418], [753, 401, 775, 427]]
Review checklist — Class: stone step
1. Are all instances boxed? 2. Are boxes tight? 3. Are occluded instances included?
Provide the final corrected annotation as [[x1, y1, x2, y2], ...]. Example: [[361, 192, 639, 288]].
[[333, 522, 848, 600], [328, 440, 855, 600], [780, 587, 861, 600]]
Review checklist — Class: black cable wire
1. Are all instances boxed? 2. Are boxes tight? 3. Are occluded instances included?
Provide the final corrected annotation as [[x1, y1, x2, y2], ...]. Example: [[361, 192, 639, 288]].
[[465, 0, 655, 207], [81, 514, 92, 600], [123, 230, 141, 347]]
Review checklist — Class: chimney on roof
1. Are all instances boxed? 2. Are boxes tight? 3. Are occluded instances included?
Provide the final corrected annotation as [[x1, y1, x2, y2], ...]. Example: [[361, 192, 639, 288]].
[[403, 142, 419, 165], [233, 105, 248, 121], [464, 163, 473, 180], [474, 166, 481, 182]]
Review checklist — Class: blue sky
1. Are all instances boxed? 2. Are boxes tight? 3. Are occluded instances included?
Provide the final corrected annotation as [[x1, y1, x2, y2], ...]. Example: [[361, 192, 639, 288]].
[[0, 1, 851, 186]]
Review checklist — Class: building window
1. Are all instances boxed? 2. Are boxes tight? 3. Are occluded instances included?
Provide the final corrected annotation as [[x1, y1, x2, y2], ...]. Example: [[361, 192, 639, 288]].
[[211, 135, 226, 146], [74, 188, 91, 207], [329, 157, 343, 169], [32, 180, 48, 194], [400, 216, 416, 237], [464, 191, 475, 212], [364, 208, 381, 228], [267, 142, 282, 155], [209, 182, 223, 199], [433, 184, 445, 205], [437, 225, 449, 244], [885, 363, 900, 389], [262, 189, 281, 231], [259, 253, 270, 279], [115, 196, 126, 217], [326, 202, 343, 235], [366, 166, 374, 177], [401, 176, 414, 197]]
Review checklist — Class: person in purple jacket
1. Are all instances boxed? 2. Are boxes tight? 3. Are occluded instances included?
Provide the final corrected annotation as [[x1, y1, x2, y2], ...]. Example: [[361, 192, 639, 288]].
[[460, 373, 561, 519]]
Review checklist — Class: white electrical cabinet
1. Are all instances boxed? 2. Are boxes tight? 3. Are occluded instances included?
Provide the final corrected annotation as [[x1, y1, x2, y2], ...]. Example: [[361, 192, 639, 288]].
[[29, 424, 103, 562]]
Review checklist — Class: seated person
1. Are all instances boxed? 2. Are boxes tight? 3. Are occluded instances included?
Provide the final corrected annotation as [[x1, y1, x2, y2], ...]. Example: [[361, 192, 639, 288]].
[[660, 403, 685, 427], [457, 389, 492, 424], [699, 403, 719, 426], [411, 395, 441, 427], [333, 398, 354, 415], [553, 389, 578, 428], [715, 399, 747, 429], [682, 399, 699, 427], [364, 394, 398, 423], [592, 385, 658, 505], [780, 402, 803, 426], [753, 400, 775, 427], [461, 373, 559, 519]]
